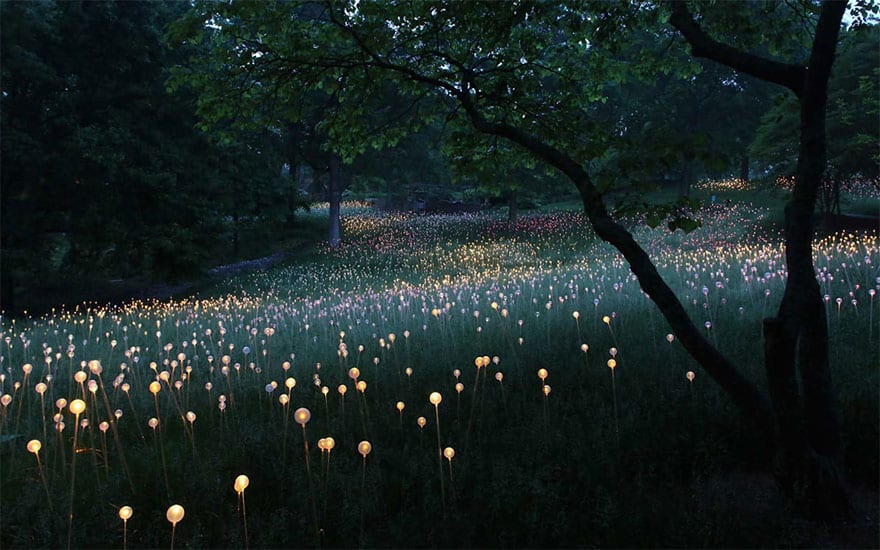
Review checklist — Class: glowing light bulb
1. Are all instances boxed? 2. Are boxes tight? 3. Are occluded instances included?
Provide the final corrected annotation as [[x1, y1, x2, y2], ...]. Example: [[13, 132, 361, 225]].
[[537, 368, 548, 381], [69, 399, 85, 415], [294, 407, 311, 426], [119, 506, 133, 521], [429, 392, 442, 406], [607, 359, 616, 370], [166, 504, 185, 525], [443, 447, 455, 461], [358, 440, 372, 457], [27, 439, 41, 454], [234, 474, 250, 494]]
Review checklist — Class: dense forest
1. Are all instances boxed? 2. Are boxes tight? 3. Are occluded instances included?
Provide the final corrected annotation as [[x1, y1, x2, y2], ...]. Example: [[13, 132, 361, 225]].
[[1, 1, 877, 313]]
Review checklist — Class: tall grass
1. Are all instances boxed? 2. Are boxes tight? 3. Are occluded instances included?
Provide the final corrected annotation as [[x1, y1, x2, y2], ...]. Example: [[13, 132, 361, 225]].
[[0, 197, 877, 548]]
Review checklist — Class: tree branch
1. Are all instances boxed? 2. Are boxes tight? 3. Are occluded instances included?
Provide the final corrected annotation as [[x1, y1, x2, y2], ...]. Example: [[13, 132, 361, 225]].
[[667, 1, 806, 97], [323, 1, 775, 427]]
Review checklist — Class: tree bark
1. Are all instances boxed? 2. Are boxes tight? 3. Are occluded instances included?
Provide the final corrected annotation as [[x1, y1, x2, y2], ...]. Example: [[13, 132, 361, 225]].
[[328, 152, 342, 249], [671, 0, 849, 518], [458, 98, 774, 428], [678, 161, 692, 198], [739, 154, 749, 183], [507, 189, 518, 225], [777, 2, 847, 517]]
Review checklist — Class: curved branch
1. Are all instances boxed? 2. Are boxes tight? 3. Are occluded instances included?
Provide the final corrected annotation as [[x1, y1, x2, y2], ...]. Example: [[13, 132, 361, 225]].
[[325, 1, 774, 426], [454, 93, 774, 426], [667, 1, 806, 97]]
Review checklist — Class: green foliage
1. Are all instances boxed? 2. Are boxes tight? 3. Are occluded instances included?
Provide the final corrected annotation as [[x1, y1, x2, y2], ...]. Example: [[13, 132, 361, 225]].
[[168, 1, 664, 185], [1, 1, 302, 312], [749, 25, 880, 191]]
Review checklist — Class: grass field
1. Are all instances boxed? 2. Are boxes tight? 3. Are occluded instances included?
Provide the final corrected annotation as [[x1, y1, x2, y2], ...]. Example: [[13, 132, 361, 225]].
[[1, 187, 877, 548]]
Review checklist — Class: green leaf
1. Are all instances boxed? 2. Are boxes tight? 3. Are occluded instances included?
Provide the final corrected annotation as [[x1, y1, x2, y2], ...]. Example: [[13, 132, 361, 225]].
[[667, 216, 702, 234]]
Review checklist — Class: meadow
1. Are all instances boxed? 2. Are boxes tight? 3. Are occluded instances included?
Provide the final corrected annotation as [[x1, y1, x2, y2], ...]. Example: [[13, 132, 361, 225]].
[[1, 186, 877, 548]]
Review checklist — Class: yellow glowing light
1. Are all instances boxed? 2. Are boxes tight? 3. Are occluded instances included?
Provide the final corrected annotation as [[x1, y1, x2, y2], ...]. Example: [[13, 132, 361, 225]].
[[429, 392, 442, 406], [294, 407, 311, 426], [234, 474, 250, 494], [166, 504, 185, 525], [69, 399, 86, 415], [358, 440, 372, 457], [119, 506, 133, 521]]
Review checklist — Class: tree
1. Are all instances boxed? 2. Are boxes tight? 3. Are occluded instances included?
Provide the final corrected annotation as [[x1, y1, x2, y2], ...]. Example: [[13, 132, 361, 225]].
[[750, 24, 880, 213], [590, 34, 775, 196], [171, 1, 770, 411], [170, 0, 860, 516], [0, 1, 295, 312], [668, 0, 852, 516]]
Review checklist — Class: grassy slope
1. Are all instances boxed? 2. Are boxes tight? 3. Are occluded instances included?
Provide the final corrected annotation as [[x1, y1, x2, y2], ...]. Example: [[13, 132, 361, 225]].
[[0, 192, 877, 548]]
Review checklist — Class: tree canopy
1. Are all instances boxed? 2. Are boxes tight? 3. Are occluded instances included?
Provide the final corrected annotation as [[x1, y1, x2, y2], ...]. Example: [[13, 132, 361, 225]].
[[0, 0, 302, 311]]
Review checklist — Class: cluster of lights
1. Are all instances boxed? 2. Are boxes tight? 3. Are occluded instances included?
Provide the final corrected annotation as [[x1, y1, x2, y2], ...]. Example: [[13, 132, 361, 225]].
[[0, 185, 875, 546]]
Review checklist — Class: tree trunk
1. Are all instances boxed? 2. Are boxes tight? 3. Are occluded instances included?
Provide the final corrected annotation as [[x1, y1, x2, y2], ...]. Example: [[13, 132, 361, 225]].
[[678, 162, 692, 198], [739, 154, 750, 182], [774, 0, 847, 517], [328, 152, 342, 249], [458, 91, 774, 431], [669, 0, 848, 518], [507, 189, 518, 225], [232, 211, 240, 257]]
